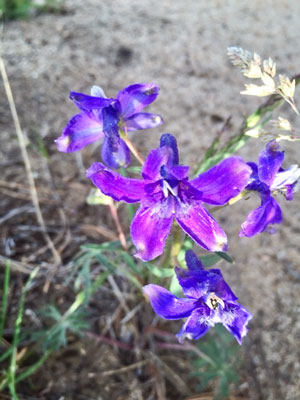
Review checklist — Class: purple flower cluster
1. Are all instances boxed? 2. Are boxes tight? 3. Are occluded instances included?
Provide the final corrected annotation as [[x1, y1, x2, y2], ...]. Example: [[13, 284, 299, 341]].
[[144, 250, 252, 344], [55, 83, 163, 168], [56, 82, 300, 345], [87, 133, 251, 261], [240, 140, 300, 237]]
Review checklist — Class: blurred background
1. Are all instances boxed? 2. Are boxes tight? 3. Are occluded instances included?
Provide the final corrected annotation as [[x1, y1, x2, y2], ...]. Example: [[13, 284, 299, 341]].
[[1, 1, 300, 399]]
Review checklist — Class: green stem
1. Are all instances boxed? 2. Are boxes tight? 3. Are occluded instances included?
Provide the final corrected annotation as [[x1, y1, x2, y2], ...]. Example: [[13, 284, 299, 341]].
[[0, 259, 10, 341]]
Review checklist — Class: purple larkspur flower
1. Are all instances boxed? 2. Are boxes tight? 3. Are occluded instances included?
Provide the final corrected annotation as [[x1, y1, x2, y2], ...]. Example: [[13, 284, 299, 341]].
[[143, 250, 252, 344], [86, 133, 251, 261], [55, 83, 163, 169], [240, 140, 300, 237]]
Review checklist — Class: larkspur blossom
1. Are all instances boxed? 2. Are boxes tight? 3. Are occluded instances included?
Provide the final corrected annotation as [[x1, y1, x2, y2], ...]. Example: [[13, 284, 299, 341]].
[[55, 83, 163, 168], [87, 133, 251, 261], [143, 250, 252, 344], [240, 140, 300, 237]]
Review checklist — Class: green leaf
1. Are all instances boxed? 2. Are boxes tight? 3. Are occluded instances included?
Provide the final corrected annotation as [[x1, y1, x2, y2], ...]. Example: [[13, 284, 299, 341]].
[[143, 262, 174, 278], [169, 270, 182, 296], [215, 251, 233, 263]]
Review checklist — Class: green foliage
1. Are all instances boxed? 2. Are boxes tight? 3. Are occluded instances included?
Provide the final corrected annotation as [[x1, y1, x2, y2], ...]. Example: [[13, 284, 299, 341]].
[[0, 266, 39, 399], [0, 0, 64, 19], [33, 305, 90, 350], [0, 0, 32, 19], [191, 325, 240, 400]]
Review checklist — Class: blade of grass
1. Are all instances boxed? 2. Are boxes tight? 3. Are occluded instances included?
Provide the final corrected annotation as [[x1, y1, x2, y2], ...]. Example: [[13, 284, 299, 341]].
[[6, 267, 39, 398], [15, 349, 52, 383], [0, 259, 10, 341]]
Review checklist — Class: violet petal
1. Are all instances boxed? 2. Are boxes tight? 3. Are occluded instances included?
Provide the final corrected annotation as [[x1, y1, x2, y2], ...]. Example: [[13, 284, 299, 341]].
[[86, 162, 144, 203], [130, 204, 174, 261], [258, 140, 284, 186], [116, 83, 160, 119], [190, 157, 252, 205], [220, 302, 252, 345], [124, 112, 163, 132], [56, 112, 103, 152], [185, 250, 204, 271], [69, 91, 113, 112], [101, 136, 130, 169], [176, 307, 211, 343], [143, 284, 197, 319], [176, 203, 228, 252], [239, 196, 282, 237]]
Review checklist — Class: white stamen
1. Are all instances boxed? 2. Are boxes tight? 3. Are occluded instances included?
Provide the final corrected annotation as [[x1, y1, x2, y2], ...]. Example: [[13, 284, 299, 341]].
[[162, 180, 178, 198]]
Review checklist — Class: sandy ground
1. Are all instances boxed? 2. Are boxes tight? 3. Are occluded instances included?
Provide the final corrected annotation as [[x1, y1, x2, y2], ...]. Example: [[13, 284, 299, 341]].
[[1, 0, 300, 399]]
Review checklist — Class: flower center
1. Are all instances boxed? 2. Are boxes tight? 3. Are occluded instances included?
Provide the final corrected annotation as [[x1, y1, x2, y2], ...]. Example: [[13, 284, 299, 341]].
[[162, 180, 178, 198], [206, 293, 224, 310]]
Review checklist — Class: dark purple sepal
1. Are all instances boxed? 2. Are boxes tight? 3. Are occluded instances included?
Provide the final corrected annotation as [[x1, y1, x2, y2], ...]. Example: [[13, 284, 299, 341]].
[[160, 133, 179, 165], [257, 140, 284, 186], [176, 307, 210, 343], [143, 284, 197, 319], [185, 250, 204, 271], [69, 91, 113, 111], [86, 162, 144, 203], [101, 136, 130, 169], [239, 196, 282, 237], [175, 267, 223, 299], [220, 302, 252, 345]]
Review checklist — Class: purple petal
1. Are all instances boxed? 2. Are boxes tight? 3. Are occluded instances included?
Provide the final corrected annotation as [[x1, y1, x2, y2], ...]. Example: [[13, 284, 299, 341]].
[[161, 165, 190, 181], [143, 284, 197, 319], [86, 162, 144, 203], [101, 105, 120, 135], [190, 157, 252, 205], [160, 133, 179, 166], [185, 250, 204, 271], [176, 307, 211, 343], [69, 91, 113, 112], [220, 302, 252, 344], [175, 267, 223, 299], [239, 196, 282, 237], [124, 113, 163, 132], [101, 136, 130, 169], [176, 203, 228, 252], [271, 165, 300, 191], [285, 185, 294, 201], [56, 112, 103, 152], [258, 140, 284, 186], [142, 146, 174, 180], [116, 83, 160, 119], [130, 203, 174, 261]]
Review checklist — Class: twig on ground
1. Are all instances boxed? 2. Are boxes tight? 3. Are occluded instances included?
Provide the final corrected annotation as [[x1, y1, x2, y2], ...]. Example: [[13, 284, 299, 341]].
[[86, 331, 132, 351], [148, 351, 192, 396], [0, 206, 35, 225], [100, 359, 148, 377], [0, 255, 33, 275]]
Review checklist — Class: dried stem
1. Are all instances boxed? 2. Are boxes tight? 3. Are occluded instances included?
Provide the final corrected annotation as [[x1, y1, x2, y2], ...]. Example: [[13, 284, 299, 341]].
[[0, 57, 62, 271], [121, 125, 145, 165], [108, 202, 128, 250]]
